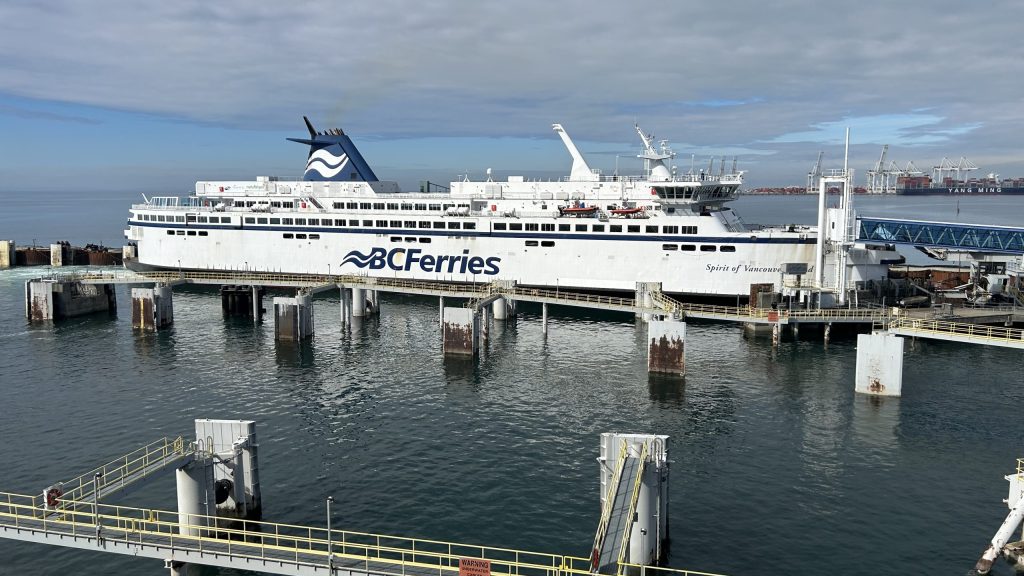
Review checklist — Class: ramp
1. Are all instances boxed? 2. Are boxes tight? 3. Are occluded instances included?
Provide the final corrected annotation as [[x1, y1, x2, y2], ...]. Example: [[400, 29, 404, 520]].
[[593, 441, 649, 575]]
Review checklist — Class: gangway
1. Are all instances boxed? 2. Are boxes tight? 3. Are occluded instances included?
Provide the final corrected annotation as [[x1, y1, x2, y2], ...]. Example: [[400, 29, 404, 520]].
[[593, 441, 649, 574], [858, 217, 1024, 254], [45, 436, 191, 512], [885, 315, 1024, 349]]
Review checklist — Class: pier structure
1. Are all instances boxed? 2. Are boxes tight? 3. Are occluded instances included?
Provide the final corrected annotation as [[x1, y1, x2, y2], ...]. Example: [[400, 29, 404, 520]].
[[0, 240, 14, 269], [25, 277, 117, 321], [973, 459, 1024, 574], [24, 268, 913, 373], [0, 421, 696, 576]]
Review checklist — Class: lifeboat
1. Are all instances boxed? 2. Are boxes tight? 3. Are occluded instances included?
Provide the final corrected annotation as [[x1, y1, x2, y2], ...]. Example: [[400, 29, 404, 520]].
[[558, 205, 599, 217], [610, 207, 644, 215]]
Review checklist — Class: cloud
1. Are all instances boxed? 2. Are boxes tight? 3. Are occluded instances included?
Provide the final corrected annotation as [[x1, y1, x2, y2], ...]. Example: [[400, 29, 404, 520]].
[[0, 0, 1022, 187]]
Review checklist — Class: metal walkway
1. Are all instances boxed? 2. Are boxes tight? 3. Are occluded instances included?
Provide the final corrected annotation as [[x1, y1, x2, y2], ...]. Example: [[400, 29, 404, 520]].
[[857, 217, 1024, 254], [886, 316, 1024, 349], [39, 270, 889, 326], [0, 489, 718, 576], [592, 442, 649, 575]]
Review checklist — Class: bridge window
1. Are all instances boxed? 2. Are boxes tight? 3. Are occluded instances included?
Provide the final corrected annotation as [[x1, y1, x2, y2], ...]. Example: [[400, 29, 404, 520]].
[[333, 202, 343, 209], [244, 217, 255, 224], [448, 222, 461, 229], [362, 220, 373, 227], [662, 226, 679, 234], [610, 225, 622, 233], [541, 223, 555, 232], [295, 218, 307, 225], [377, 220, 388, 227], [404, 220, 416, 228], [433, 222, 446, 229], [720, 246, 736, 252], [308, 218, 319, 225], [463, 222, 476, 230], [682, 226, 697, 234], [198, 216, 208, 223], [390, 220, 402, 228], [525, 223, 539, 231], [320, 219, 332, 226], [646, 226, 658, 233], [346, 202, 358, 209], [494, 223, 507, 231], [592, 224, 605, 232], [234, 201, 245, 207], [373, 203, 385, 210], [271, 202, 281, 208], [510, 223, 523, 231], [575, 224, 587, 232], [415, 203, 427, 210], [335, 219, 346, 226], [270, 218, 280, 225], [401, 203, 413, 210], [429, 204, 442, 211], [559, 224, 570, 232], [700, 245, 716, 252], [283, 202, 294, 209], [282, 218, 294, 225], [627, 225, 640, 233], [349, 219, 359, 226], [360, 203, 372, 210], [418, 221, 431, 229], [257, 218, 268, 224], [186, 215, 197, 223]]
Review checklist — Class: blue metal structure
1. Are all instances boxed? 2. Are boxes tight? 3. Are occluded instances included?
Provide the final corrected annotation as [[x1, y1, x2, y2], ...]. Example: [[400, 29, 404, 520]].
[[857, 217, 1024, 254]]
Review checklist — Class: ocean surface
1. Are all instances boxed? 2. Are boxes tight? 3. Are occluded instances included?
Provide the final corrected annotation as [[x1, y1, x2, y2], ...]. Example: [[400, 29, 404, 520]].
[[1, 192, 1023, 575]]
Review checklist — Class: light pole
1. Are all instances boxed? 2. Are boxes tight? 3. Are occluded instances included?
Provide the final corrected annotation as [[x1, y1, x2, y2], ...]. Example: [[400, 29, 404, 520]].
[[326, 496, 335, 570]]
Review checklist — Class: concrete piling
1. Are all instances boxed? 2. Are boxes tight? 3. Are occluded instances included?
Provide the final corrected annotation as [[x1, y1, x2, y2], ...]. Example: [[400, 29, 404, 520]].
[[0, 240, 14, 269], [132, 285, 174, 331], [855, 332, 905, 396], [442, 307, 479, 356], [542, 302, 548, 336], [647, 319, 686, 375], [220, 285, 263, 320], [27, 280, 117, 321], [273, 293, 313, 341], [352, 288, 366, 318]]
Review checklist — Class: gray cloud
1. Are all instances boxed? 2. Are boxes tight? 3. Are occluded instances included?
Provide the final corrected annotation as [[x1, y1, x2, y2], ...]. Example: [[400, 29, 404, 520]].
[[1, 0, 1022, 185]]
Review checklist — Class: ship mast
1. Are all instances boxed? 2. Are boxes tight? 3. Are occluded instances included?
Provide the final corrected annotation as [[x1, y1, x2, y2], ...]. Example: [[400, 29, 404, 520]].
[[635, 124, 674, 182]]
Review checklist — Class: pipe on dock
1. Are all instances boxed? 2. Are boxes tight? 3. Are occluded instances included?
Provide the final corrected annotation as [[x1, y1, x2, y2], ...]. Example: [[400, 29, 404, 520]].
[[975, 496, 1024, 574]]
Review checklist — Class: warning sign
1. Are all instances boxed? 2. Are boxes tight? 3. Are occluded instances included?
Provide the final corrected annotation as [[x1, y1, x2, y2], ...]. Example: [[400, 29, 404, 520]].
[[459, 558, 491, 576]]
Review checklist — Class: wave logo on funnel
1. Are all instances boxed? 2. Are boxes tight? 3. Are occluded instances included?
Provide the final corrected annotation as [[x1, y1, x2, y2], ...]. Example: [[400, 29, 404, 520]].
[[304, 148, 350, 179]]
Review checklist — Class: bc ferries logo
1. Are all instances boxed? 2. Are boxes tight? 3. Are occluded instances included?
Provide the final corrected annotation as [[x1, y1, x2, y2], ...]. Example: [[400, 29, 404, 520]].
[[305, 148, 350, 179], [342, 247, 501, 275]]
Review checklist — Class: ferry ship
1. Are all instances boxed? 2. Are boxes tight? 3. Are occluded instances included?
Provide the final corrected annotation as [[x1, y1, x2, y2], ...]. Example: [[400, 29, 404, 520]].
[[895, 174, 1024, 195], [124, 118, 900, 299]]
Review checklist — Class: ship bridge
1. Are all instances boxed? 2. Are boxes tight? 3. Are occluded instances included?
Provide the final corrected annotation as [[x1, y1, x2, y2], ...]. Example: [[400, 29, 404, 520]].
[[857, 217, 1024, 254]]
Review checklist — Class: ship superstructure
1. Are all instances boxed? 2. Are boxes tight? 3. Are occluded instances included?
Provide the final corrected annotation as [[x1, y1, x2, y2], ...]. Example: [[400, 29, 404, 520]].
[[124, 119, 899, 299]]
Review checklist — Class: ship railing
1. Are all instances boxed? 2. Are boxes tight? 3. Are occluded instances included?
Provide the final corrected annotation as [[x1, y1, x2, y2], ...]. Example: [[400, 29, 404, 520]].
[[0, 492, 724, 576]]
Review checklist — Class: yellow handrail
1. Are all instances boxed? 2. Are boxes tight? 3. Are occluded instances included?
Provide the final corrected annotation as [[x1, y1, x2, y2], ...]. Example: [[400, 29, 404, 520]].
[[615, 441, 650, 572], [592, 440, 630, 568]]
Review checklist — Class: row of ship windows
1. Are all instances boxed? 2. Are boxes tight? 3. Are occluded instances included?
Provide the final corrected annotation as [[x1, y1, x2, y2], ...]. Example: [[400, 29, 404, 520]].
[[243, 217, 477, 230], [166, 230, 209, 236], [331, 202, 471, 211], [663, 244, 736, 252], [494, 222, 698, 234]]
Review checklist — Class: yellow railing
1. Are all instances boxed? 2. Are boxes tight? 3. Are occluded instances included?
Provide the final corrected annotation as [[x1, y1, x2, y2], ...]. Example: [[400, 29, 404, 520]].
[[889, 316, 1024, 344], [618, 564, 727, 576], [0, 492, 599, 576], [592, 440, 630, 567], [56, 436, 188, 506]]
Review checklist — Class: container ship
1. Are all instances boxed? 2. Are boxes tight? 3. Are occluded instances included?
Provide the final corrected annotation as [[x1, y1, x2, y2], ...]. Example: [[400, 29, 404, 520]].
[[895, 174, 1024, 195]]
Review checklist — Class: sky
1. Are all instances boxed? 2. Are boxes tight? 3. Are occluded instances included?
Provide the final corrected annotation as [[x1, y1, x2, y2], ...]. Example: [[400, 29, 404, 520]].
[[1, 0, 1023, 193]]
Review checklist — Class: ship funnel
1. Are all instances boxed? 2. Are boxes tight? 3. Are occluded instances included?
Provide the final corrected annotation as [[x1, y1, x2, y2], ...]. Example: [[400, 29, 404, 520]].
[[286, 116, 378, 182]]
